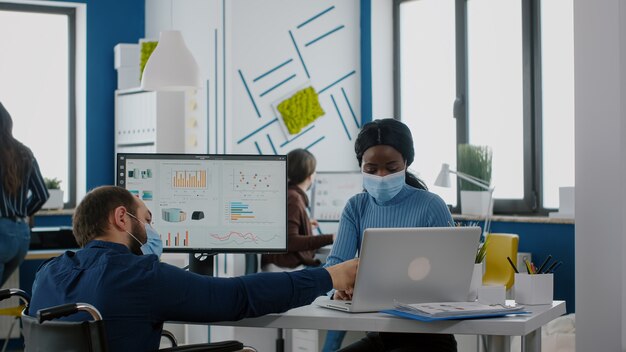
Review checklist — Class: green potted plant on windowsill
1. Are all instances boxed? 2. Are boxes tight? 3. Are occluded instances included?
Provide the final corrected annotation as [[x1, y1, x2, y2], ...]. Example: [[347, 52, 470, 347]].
[[42, 177, 64, 210], [458, 144, 493, 215]]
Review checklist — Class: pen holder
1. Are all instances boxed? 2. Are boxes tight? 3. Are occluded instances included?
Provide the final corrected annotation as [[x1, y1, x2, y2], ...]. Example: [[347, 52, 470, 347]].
[[478, 285, 506, 305], [514, 273, 553, 305]]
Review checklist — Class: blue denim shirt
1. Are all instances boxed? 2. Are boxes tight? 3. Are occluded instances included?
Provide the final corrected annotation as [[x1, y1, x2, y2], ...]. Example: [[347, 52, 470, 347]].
[[31, 240, 332, 351]]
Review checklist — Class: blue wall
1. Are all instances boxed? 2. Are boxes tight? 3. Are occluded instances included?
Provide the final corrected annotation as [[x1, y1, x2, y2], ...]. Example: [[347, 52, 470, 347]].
[[50, 0, 145, 190]]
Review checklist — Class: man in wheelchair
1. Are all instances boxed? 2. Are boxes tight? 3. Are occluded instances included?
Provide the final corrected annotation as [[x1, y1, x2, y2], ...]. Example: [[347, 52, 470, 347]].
[[29, 186, 358, 351]]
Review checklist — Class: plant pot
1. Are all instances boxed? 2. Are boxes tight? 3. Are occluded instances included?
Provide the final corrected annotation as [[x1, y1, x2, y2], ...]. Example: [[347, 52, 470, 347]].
[[460, 190, 493, 216], [467, 262, 484, 301], [42, 189, 64, 210]]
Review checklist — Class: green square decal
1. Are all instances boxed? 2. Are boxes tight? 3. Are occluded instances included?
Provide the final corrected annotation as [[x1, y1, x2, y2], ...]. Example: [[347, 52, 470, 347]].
[[277, 86, 325, 134]]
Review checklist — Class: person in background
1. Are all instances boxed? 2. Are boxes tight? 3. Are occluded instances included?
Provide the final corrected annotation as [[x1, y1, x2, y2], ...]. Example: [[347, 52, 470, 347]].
[[262, 148, 334, 271], [322, 118, 456, 352], [29, 186, 358, 351], [0, 102, 49, 286]]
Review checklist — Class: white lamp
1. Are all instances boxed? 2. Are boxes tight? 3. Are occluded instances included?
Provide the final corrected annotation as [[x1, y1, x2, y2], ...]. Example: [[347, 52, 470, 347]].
[[435, 163, 494, 235], [140, 30, 200, 91]]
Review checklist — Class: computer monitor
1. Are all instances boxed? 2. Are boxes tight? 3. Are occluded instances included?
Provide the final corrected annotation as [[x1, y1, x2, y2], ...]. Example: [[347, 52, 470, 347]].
[[116, 153, 287, 254], [311, 171, 363, 222]]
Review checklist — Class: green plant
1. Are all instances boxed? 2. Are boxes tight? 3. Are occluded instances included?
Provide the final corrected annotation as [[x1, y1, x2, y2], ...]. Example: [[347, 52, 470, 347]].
[[455, 220, 489, 263], [140, 41, 159, 78], [44, 177, 62, 190], [457, 144, 492, 191], [475, 235, 489, 264]]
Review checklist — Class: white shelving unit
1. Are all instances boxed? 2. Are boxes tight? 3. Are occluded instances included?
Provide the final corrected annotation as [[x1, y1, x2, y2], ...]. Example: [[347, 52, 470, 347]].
[[114, 88, 185, 154]]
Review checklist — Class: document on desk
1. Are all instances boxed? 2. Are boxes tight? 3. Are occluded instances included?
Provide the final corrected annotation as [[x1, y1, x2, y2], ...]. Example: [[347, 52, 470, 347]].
[[381, 301, 528, 322]]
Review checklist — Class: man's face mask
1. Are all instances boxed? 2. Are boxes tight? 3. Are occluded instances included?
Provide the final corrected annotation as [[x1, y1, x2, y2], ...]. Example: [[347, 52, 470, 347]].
[[127, 212, 163, 257]]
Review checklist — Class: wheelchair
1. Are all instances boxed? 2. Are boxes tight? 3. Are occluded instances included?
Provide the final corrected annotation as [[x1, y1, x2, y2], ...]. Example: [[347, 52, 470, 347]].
[[0, 288, 248, 352]]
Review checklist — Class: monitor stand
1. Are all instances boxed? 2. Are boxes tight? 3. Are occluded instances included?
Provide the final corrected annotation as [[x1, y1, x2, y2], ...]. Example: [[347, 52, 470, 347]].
[[188, 252, 216, 276]]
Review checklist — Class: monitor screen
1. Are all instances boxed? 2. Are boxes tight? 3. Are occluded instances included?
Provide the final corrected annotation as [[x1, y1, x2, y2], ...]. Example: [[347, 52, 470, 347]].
[[311, 171, 363, 221], [116, 153, 287, 253]]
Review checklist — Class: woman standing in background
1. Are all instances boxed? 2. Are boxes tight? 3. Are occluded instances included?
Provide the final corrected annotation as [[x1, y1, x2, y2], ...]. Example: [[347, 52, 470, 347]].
[[0, 102, 49, 286], [262, 148, 334, 271]]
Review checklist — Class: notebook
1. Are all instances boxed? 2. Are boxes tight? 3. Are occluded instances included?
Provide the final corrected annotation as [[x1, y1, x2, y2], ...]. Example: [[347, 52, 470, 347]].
[[316, 226, 482, 313]]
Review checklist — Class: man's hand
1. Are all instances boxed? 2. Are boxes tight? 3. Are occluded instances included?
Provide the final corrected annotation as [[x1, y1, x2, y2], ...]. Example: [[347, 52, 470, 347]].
[[325, 259, 358, 292], [332, 289, 353, 301]]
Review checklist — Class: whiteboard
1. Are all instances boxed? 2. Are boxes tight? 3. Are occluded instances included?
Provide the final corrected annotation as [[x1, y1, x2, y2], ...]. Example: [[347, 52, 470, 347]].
[[311, 171, 363, 221]]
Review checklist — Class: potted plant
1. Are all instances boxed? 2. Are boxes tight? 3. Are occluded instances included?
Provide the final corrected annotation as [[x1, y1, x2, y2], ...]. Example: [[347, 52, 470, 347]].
[[42, 177, 64, 210], [457, 144, 493, 215], [459, 221, 489, 301]]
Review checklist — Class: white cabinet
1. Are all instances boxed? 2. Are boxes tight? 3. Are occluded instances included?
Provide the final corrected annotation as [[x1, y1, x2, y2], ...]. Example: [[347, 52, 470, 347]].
[[291, 329, 319, 352], [114, 88, 185, 154]]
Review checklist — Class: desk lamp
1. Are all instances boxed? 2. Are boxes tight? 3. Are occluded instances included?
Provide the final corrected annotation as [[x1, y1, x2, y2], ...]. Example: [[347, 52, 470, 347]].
[[434, 163, 494, 236], [140, 30, 200, 91]]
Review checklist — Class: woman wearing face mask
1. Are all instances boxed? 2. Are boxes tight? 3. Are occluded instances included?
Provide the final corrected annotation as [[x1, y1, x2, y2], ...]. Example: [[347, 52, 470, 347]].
[[262, 148, 334, 272], [323, 118, 456, 352]]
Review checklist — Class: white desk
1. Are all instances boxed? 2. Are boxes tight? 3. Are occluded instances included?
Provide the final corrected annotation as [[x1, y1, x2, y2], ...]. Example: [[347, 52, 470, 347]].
[[207, 298, 566, 352]]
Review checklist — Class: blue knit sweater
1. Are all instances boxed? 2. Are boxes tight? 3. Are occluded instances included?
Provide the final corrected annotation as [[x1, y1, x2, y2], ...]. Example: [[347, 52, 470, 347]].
[[326, 184, 453, 266]]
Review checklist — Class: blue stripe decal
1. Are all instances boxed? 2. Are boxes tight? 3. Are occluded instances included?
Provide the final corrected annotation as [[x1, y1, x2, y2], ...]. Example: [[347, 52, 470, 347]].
[[260, 74, 297, 98], [237, 118, 279, 144], [238, 70, 261, 118], [341, 87, 359, 128], [266, 134, 278, 155], [297, 6, 335, 29], [331, 94, 351, 141], [254, 141, 262, 155], [319, 70, 356, 94], [279, 125, 316, 148], [305, 136, 326, 150], [289, 30, 310, 79], [305, 25, 345, 47], [215, 29, 218, 153], [223, 0, 226, 152], [254, 59, 293, 82], [360, 0, 372, 124]]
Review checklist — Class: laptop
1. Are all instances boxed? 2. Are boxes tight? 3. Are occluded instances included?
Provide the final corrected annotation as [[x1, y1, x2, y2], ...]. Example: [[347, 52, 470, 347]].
[[317, 226, 482, 313]]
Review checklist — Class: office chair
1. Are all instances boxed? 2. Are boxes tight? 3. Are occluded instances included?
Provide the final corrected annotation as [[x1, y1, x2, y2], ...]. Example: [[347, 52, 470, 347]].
[[477, 233, 519, 352], [482, 233, 519, 290], [0, 289, 245, 352]]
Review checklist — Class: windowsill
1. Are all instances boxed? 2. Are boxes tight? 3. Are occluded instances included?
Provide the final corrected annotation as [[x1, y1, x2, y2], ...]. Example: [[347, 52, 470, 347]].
[[36, 209, 75, 216], [452, 213, 574, 225]]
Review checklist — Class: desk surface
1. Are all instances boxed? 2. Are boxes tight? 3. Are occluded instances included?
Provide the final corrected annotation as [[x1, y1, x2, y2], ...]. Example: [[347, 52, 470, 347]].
[[208, 297, 565, 337], [25, 249, 71, 260]]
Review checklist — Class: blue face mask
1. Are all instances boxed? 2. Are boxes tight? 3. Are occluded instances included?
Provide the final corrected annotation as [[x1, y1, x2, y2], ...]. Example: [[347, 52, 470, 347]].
[[140, 223, 163, 257], [127, 213, 163, 257], [362, 170, 406, 203]]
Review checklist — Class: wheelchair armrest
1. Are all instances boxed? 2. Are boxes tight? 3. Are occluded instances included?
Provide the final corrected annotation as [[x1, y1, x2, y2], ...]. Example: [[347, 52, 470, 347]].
[[38, 302, 103, 323], [158, 340, 245, 352], [0, 288, 31, 306]]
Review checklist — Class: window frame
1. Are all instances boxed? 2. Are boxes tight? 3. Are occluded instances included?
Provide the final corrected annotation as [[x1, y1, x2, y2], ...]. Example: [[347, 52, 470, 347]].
[[0, 2, 77, 208], [394, 0, 554, 215]]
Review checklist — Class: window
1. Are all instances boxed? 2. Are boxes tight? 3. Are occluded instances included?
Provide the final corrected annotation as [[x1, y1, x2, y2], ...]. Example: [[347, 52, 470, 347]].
[[0, 3, 76, 207], [396, 0, 457, 205], [395, 0, 574, 214]]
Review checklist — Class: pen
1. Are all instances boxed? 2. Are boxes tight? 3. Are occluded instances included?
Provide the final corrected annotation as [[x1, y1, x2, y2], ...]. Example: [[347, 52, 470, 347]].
[[524, 258, 533, 274], [506, 256, 519, 274], [548, 261, 563, 273], [544, 260, 560, 274], [536, 255, 552, 274]]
